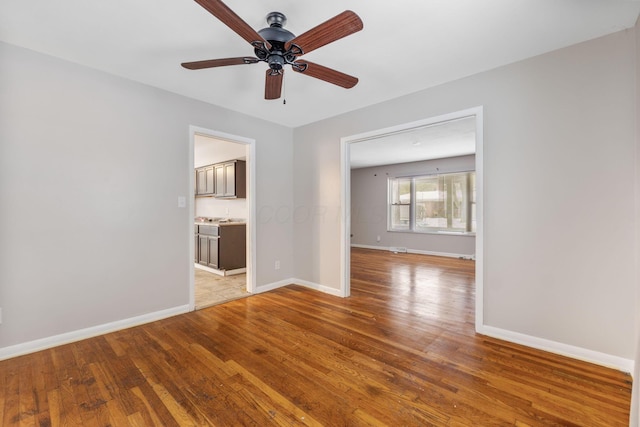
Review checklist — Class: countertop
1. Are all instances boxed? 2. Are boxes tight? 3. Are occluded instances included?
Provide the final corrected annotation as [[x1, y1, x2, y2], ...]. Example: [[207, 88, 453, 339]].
[[195, 218, 246, 227]]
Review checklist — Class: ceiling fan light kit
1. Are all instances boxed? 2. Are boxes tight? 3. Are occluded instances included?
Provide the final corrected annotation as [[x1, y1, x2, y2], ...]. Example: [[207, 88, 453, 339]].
[[181, 0, 363, 100]]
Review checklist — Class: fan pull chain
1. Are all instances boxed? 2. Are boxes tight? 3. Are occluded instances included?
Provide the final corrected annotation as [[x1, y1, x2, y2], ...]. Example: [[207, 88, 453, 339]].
[[282, 71, 286, 105]]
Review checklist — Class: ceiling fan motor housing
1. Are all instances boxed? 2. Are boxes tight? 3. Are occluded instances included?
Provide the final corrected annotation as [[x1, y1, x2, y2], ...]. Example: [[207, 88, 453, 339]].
[[257, 12, 296, 71]]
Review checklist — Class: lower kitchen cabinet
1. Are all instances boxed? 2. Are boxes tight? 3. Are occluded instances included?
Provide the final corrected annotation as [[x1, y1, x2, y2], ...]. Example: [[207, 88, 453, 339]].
[[207, 235, 219, 269], [197, 225, 219, 269], [197, 234, 208, 265], [218, 224, 246, 269], [195, 223, 245, 270], [198, 234, 219, 269], [194, 225, 199, 262]]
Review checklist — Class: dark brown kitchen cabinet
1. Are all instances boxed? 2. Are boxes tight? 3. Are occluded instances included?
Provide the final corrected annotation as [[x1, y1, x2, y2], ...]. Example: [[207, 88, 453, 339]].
[[194, 225, 199, 262], [218, 224, 246, 269], [213, 163, 225, 197], [214, 160, 246, 198], [197, 225, 219, 268], [195, 223, 245, 270], [206, 235, 220, 269], [195, 165, 214, 196], [196, 159, 245, 198], [198, 234, 211, 266]]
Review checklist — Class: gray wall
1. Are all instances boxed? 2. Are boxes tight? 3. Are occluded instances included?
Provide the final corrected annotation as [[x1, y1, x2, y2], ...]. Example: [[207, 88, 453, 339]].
[[0, 41, 294, 349], [294, 29, 637, 363], [350, 155, 475, 256]]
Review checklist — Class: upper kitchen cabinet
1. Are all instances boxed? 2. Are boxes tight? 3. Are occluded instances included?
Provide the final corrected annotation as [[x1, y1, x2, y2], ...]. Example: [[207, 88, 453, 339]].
[[195, 165, 214, 196], [214, 160, 246, 199]]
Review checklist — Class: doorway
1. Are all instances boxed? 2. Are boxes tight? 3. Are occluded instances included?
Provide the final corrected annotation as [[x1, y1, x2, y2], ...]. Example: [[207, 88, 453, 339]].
[[188, 126, 256, 311], [340, 107, 484, 329]]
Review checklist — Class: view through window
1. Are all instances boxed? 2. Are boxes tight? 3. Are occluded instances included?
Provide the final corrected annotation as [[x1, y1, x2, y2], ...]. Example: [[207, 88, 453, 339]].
[[389, 171, 476, 233]]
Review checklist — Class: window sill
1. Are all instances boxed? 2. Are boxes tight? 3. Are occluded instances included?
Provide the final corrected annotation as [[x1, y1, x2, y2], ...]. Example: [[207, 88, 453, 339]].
[[387, 229, 476, 237]]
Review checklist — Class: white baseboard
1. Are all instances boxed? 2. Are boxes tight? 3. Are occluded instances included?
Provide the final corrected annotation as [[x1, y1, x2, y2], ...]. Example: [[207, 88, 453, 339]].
[[255, 278, 344, 297], [351, 244, 474, 260], [0, 304, 190, 361], [294, 279, 344, 297], [478, 324, 634, 374], [254, 278, 295, 294]]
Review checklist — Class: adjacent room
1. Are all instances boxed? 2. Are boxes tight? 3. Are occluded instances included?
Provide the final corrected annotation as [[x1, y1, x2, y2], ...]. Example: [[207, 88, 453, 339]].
[[193, 134, 250, 308], [1, 0, 639, 425], [348, 115, 477, 259]]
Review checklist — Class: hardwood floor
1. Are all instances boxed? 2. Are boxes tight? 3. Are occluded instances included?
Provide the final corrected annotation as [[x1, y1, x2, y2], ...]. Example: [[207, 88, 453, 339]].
[[1, 248, 632, 426]]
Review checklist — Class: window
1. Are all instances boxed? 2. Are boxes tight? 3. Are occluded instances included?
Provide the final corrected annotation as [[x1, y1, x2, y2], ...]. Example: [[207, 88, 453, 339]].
[[388, 171, 476, 233], [389, 178, 411, 231]]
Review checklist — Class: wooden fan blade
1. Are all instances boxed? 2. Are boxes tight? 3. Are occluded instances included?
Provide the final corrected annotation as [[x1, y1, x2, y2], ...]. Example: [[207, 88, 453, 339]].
[[286, 11, 363, 55], [293, 61, 358, 89], [181, 57, 259, 70], [265, 70, 283, 100], [193, 0, 270, 48]]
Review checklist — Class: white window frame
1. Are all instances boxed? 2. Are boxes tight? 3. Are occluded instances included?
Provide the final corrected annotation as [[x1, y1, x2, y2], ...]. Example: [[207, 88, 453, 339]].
[[388, 170, 476, 235]]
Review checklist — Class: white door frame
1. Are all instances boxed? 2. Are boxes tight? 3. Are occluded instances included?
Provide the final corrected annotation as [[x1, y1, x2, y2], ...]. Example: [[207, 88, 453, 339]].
[[188, 125, 257, 311], [340, 106, 484, 330]]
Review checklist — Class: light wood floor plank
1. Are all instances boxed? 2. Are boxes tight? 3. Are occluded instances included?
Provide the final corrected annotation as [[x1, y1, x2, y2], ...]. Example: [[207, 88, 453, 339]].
[[0, 248, 632, 425]]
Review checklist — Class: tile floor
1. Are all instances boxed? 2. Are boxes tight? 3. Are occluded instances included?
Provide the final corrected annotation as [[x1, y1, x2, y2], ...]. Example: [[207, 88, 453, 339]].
[[194, 268, 249, 309]]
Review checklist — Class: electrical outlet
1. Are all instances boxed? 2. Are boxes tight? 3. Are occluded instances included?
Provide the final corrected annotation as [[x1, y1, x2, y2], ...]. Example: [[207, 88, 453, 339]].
[[376, 235, 381, 242], [0, 307, 3, 324], [275, 260, 281, 270]]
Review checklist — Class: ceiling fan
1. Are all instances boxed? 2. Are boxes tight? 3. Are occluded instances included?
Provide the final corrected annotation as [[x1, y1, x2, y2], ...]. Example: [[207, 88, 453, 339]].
[[181, 0, 363, 100]]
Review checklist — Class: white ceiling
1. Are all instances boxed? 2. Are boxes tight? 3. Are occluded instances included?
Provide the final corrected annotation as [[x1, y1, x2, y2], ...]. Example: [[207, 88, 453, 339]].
[[1, 0, 639, 129], [350, 116, 476, 169], [194, 134, 247, 167]]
